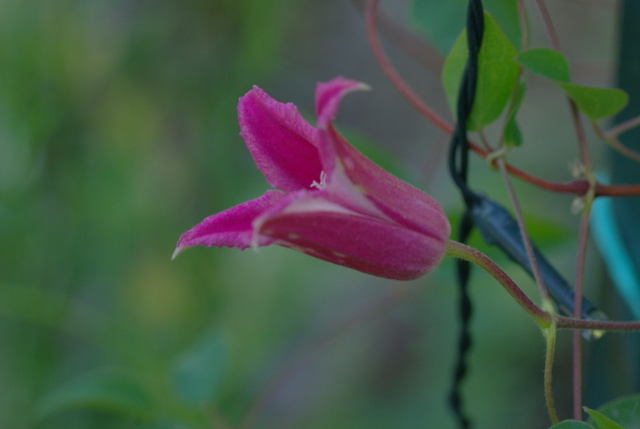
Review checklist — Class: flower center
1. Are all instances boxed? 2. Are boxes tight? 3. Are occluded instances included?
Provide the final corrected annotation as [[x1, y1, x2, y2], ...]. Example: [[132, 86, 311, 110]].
[[310, 171, 327, 190]]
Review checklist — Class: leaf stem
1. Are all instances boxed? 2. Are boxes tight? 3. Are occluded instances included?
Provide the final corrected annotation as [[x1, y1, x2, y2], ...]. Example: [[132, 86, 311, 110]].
[[572, 205, 593, 420], [496, 157, 551, 303], [534, 0, 561, 52], [570, 101, 592, 170], [593, 121, 640, 162], [554, 317, 640, 332], [517, 0, 529, 50], [605, 114, 640, 138]]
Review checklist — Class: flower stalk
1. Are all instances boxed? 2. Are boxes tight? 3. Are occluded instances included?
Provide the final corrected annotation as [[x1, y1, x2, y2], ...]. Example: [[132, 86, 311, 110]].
[[543, 317, 559, 424], [445, 240, 640, 334], [445, 240, 552, 327]]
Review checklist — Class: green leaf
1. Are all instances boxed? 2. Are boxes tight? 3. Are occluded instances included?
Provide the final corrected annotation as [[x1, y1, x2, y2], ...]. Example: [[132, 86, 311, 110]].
[[35, 368, 154, 421], [503, 81, 526, 146], [517, 48, 571, 82], [556, 83, 628, 120], [517, 48, 628, 120], [596, 393, 640, 429], [585, 407, 625, 429], [172, 330, 226, 408], [503, 117, 522, 146], [548, 420, 596, 429], [410, 0, 520, 53], [442, 12, 519, 130], [483, 0, 521, 51]]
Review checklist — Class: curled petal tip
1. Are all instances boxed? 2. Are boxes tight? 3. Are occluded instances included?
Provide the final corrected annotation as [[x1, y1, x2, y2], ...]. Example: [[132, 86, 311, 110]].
[[316, 78, 371, 129]]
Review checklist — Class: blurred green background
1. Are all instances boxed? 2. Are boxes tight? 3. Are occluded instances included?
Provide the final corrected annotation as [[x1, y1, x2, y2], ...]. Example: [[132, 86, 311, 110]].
[[0, 1, 626, 428]]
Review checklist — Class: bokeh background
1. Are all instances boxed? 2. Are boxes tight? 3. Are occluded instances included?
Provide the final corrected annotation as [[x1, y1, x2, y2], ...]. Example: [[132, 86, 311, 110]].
[[0, 0, 627, 428]]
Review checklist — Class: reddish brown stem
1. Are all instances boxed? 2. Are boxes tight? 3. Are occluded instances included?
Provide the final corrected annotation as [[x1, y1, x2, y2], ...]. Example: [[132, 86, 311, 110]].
[[471, 143, 640, 196], [350, 0, 443, 72], [534, 0, 561, 51], [555, 317, 640, 332], [572, 208, 592, 420], [364, 0, 640, 198], [365, 0, 453, 135]]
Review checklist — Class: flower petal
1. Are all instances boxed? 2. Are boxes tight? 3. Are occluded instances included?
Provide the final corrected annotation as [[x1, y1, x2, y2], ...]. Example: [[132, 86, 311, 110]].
[[254, 191, 447, 280], [173, 190, 284, 257], [239, 86, 323, 192], [315, 77, 370, 129], [314, 77, 450, 241], [325, 127, 451, 241]]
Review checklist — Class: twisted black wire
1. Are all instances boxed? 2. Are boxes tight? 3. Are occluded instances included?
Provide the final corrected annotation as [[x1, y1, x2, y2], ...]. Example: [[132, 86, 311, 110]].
[[448, 210, 475, 429], [448, 0, 484, 206], [447, 1, 485, 428]]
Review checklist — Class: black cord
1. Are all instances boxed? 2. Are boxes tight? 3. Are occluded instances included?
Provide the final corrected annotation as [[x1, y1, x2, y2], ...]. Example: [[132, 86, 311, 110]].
[[448, 210, 475, 429], [447, 1, 485, 428], [448, 0, 484, 208], [446, 2, 604, 425]]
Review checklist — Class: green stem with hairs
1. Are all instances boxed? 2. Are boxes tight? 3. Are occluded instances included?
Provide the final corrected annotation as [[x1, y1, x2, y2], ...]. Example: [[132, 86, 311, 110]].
[[445, 240, 552, 327]]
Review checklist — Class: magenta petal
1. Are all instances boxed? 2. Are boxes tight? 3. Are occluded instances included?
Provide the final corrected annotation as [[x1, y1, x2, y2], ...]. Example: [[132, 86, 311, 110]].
[[259, 207, 447, 280], [312, 78, 450, 241], [175, 77, 451, 281], [325, 127, 451, 240], [239, 87, 323, 192], [174, 190, 284, 256], [315, 77, 369, 129]]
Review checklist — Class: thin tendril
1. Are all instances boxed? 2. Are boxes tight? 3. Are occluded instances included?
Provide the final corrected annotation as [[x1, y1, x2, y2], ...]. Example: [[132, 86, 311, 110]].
[[606, 114, 640, 138], [496, 158, 551, 302], [365, 0, 452, 135], [534, 0, 561, 51], [593, 120, 640, 162]]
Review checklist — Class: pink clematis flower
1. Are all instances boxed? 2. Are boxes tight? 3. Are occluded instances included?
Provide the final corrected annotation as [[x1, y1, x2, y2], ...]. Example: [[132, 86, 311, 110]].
[[173, 77, 450, 280]]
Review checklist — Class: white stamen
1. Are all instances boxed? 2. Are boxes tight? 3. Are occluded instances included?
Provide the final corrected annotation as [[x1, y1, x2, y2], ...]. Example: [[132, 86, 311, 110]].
[[310, 171, 327, 190]]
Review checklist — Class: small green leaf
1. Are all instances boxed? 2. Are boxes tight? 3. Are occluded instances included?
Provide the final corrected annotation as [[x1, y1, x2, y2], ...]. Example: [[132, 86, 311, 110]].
[[557, 83, 628, 120], [517, 48, 571, 82], [517, 48, 627, 120], [503, 117, 522, 146], [35, 368, 154, 421], [172, 330, 226, 408], [442, 12, 519, 130], [585, 407, 625, 429], [548, 420, 596, 429], [596, 393, 640, 429]]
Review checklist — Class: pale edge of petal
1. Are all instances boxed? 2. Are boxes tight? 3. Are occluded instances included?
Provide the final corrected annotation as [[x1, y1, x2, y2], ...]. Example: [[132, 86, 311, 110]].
[[172, 246, 187, 260]]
